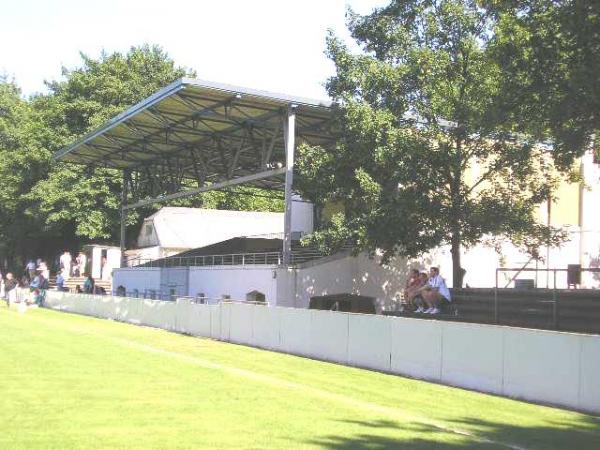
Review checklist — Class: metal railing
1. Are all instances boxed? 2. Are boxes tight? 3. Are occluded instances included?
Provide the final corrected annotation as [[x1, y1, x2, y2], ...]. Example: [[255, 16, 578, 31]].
[[493, 267, 600, 329], [124, 248, 334, 268], [126, 252, 283, 268]]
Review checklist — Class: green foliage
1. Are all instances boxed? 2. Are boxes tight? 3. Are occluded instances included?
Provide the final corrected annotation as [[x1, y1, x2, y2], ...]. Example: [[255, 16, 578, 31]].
[[487, 0, 600, 168], [296, 0, 567, 286]]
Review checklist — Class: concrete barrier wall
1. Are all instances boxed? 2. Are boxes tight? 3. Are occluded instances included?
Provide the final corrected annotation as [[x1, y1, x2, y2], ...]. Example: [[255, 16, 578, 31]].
[[45, 291, 600, 414]]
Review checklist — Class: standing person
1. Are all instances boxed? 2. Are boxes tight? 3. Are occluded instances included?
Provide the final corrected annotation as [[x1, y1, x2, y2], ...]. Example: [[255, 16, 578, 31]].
[[77, 252, 87, 278], [25, 260, 36, 281], [60, 251, 72, 280], [38, 260, 50, 280], [101, 256, 113, 281], [421, 267, 451, 315]]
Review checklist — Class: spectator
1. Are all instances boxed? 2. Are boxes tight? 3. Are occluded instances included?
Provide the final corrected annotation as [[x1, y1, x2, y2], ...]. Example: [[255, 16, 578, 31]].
[[83, 274, 95, 294], [403, 269, 422, 311], [38, 260, 50, 280], [116, 285, 126, 297], [75, 285, 83, 294], [60, 251, 72, 279], [76, 252, 87, 278], [421, 267, 451, 314], [414, 272, 430, 313], [25, 260, 36, 281], [56, 272, 66, 292]]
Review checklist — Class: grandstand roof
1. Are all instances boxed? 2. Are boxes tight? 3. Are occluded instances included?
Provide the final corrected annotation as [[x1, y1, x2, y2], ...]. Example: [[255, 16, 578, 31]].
[[54, 78, 336, 191]]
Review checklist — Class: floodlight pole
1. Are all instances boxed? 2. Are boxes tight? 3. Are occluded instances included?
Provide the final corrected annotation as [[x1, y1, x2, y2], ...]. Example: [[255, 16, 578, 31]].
[[120, 169, 130, 268], [283, 105, 297, 266]]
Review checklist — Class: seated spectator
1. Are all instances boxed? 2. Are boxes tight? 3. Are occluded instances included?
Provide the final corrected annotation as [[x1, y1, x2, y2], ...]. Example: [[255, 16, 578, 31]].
[[4, 273, 17, 305], [83, 274, 95, 294], [413, 272, 430, 313], [56, 272, 66, 291], [420, 267, 451, 314], [116, 285, 126, 297], [403, 269, 423, 311]]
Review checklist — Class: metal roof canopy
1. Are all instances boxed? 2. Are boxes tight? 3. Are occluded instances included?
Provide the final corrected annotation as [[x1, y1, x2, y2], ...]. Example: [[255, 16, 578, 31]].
[[54, 78, 337, 267]]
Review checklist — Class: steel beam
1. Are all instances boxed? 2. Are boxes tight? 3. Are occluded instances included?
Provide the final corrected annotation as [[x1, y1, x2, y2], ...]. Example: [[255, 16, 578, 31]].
[[123, 167, 286, 211], [120, 169, 130, 268], [283, 105, 297, 266]]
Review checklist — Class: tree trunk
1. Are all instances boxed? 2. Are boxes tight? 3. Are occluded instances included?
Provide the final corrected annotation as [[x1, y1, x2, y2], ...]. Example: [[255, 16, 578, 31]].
[[450, 231, 464, 288]]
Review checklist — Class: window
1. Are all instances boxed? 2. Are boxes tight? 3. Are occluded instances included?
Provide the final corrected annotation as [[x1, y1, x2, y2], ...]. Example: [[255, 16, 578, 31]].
[[145, 224, 153, 236]]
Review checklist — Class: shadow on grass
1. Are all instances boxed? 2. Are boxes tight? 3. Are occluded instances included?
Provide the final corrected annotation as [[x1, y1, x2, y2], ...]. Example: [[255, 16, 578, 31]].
[[309, 415, 600, 450]]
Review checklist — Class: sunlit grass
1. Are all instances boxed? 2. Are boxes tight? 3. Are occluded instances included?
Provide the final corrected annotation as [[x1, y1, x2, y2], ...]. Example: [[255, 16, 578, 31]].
[[0, 305, 598, 449]]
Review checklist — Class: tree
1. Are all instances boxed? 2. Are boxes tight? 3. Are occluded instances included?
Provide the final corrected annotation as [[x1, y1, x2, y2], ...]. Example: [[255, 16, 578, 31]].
[[296, 0, 565, 287], [0, 79, 54, 269], [28, 45, 194, 245], [488, 0, 600, 168]]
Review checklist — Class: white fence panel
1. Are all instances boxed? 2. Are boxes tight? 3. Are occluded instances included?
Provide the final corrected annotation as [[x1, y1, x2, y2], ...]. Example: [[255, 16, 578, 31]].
[[187, 304, 212, 338], [95, 296, 116, 319], [220, 303, 232, 341], [174, 299, 193, 334], [252, 305, 280, 350], [210, 304, 221, 339], [140, 300, 177, 330], [278, 308, 312, 356], [229, 303, 254, 345], [441, 322, 504, 394], [503, 328, 581, 409], [579, 335, 600, 412], [310, 310, 349, 364], [348, 314, 391, 372], [390, 318, 442, 381]]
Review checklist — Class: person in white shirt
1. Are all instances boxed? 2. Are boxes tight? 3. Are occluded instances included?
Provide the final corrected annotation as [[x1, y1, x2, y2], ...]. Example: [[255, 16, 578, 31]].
[[59, 251, 72, 280], [421, 266, 451, 314], [77, 252, 87, 277]]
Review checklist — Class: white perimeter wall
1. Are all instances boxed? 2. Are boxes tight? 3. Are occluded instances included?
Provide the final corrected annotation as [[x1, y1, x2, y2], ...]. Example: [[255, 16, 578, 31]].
[[113, 268, 161, 296], [45, 291, 600, 415], [189, 266, 277, 303]]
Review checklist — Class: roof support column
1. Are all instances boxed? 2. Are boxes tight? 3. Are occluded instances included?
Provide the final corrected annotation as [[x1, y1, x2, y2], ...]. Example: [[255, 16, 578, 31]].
[[120, 169, 130, 268], [283, 105, 297, 266]]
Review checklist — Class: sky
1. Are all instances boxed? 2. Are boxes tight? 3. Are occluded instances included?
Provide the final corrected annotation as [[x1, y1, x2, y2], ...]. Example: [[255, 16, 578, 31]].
[[1, 0, 388, 100]]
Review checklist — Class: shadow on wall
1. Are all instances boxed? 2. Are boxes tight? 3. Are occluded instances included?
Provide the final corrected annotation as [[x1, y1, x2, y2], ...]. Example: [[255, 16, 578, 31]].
[[297, 252, 436, 310], [307, 416, 600, 450]]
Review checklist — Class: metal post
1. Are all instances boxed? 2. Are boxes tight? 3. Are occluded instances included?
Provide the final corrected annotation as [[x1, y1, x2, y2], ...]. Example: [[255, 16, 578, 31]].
[[494, 268, 499, 323], [120, 169, 130, 268], [283, 105, 297, 266], [553, 269, 558, 329]]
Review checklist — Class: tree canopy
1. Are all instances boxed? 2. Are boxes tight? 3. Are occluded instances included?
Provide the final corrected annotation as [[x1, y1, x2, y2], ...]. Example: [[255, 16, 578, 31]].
[[296, 0, 569, 287], [488, 0, 600, 167]]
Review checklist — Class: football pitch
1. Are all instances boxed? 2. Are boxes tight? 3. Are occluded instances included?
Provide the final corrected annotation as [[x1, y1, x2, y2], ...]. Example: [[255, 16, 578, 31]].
[[1, 305, 598, 449]]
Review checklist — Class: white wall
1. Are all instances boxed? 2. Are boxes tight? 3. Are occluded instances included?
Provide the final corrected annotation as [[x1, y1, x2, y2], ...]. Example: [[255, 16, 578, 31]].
[[291, 198, 314, 235], [189, 266, 277, 304], [113, 268, 161, 297], [45, 291, 600, 415], [160, 268, 189, 298]]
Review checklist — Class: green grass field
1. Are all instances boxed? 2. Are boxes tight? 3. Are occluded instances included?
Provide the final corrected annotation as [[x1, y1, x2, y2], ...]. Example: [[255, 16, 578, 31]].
[[1, 305, 598, 449]]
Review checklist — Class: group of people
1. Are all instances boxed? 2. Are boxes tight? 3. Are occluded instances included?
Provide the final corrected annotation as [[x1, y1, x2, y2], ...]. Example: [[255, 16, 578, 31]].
[[58, 251, 87, 279], [1, 267, 49, 307], [403, 266, 451, 315]]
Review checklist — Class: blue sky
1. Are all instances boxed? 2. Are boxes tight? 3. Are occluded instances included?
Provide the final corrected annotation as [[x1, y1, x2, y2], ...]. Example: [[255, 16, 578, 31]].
[[1, 0, 388, 100]]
